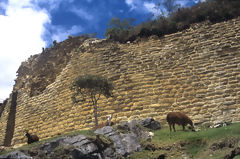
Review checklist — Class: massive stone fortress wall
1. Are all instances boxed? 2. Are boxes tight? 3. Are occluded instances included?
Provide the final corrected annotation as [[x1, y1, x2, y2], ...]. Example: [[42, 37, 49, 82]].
[[1, 17, 240, 146]]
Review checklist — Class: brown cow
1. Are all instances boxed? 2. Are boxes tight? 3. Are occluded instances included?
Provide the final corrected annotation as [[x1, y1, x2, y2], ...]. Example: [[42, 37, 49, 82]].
[[166, 112, 194, 132]]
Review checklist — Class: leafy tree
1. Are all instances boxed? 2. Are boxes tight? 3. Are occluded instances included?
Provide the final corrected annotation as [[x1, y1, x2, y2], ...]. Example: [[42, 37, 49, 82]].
[[70, 75, 114, 126], [152, 0, 180, 17], [107, 17, 134, 30], [105, 17, 134, 41]]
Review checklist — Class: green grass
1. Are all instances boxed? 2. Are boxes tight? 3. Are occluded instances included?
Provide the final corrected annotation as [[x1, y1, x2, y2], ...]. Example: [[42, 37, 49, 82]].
[[130, 123, 240, 159], [153, 123, 240, 144]]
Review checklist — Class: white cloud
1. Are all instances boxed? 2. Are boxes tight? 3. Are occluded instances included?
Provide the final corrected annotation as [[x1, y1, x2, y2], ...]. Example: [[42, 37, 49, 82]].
[[125, 0, 141, 11], [125, 0, 159, 15], [126, 0, 200, 17], [51, 25, 84, 42], [70, 7, 94, 21], [0, 0, 50, 100], [143, 2, 159, 16], [32, 0, 74, 11]]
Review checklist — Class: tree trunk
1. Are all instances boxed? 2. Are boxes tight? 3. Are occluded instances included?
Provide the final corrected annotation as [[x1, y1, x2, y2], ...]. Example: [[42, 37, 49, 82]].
[[93, 102, 98, 126]]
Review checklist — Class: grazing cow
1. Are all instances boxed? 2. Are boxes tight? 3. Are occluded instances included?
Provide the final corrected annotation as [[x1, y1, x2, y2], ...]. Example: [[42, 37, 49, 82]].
[[24, 131, 39, 144], [166, 112, 194, 132]]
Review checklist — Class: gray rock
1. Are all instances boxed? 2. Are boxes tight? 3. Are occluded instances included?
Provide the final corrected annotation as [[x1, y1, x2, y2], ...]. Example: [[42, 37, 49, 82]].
[[117, 120, 150, 140], [63, 135, 100, 158], [138, 117, 161, 130], [95, 125, 143, 157], [71, 148, 101, 159], [0, 150, 32, 159], [119, 133, 142, 155], [116, 121, 130, 132], [63, 135, 92, 147], [94, 126, 116, 137], [40, 137, 64, 155], [103, 147, 117, 159], [40, 135, 99, 157]]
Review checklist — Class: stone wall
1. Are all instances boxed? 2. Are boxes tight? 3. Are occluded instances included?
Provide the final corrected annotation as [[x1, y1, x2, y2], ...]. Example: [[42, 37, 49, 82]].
[[0, 99, 11, 145], [1, 17, 240, 146]]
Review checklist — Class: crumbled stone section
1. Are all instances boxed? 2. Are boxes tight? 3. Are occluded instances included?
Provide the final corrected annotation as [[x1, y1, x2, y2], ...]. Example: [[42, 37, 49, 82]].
[[14, 36, 88, 97]]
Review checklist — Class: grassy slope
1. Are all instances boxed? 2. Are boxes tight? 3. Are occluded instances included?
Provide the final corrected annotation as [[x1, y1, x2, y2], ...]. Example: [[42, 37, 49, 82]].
[[129, 123, 240, 159], [1, 123, 240, 158]]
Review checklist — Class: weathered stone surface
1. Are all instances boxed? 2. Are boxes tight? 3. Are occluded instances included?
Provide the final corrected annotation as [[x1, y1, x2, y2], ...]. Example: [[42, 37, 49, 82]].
[[40, 137, 64, 155], [0, 150, 32, 159], [63, 135, 93, 148], [94, 119, 155, 157], [71, 148, 100, 159], [138, 117, 161, 130]]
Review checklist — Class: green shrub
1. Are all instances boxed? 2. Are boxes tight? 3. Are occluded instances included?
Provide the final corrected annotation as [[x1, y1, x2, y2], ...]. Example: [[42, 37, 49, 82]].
[[106, 0, 240, 43]]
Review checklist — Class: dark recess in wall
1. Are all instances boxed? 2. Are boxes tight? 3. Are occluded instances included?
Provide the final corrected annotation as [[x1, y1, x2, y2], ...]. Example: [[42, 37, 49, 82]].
[[4, 92, 18, 146]]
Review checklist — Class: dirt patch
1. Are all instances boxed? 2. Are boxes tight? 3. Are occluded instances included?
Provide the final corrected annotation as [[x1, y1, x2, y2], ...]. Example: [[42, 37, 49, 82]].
[[210, 137, 239, 151], [224, 147, 240, 159]]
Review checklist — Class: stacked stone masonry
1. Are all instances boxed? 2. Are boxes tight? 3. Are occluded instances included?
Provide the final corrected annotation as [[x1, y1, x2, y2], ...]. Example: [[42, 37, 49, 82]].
[[1, 17, 240, 146]]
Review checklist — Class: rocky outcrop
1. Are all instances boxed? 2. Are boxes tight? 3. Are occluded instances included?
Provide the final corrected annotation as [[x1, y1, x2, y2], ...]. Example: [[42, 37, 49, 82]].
[[0, 150, 32, 159], [0, 119, 158, 159]]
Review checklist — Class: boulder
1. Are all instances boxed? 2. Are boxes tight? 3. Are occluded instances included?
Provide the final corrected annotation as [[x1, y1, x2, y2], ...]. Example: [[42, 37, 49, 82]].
[[40, 137, 64, 155], [138, 117, 161, 130], [95, 125, 143, 157], [71, 148, 101, 159], [0, 150, 32, 159], [117, 120, 151, 140]]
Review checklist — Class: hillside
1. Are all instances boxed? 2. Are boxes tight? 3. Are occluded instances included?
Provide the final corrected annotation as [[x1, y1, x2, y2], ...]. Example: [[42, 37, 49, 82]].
[[0, 16, 240, 148], [1, 122, 240, 159]]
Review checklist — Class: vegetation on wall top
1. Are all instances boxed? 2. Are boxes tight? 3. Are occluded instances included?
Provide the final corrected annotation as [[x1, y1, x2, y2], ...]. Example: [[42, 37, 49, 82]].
[[105, 0, 240, 43]]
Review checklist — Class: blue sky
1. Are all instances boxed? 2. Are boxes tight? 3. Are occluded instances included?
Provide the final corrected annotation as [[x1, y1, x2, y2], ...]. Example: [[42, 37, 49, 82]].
[[0, 0, 202, 101]]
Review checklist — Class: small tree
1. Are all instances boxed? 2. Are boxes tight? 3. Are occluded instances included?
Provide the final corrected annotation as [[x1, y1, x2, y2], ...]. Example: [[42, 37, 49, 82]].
[[70, 75, 114, 126], [152, 0, 180, 17], [105, 17, 135, 42]]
